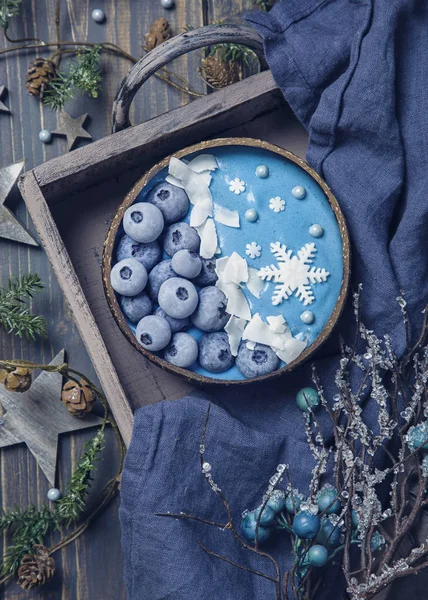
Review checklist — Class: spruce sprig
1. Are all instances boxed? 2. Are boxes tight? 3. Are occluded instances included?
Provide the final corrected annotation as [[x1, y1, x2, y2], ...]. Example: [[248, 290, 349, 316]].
[[0, 0, 21, 30], [0, 273, 47, 340], [209, 42, 259, 68]]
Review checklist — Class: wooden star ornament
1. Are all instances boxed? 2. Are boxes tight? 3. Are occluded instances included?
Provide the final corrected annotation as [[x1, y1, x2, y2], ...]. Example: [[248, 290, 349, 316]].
[[52, 111, 92, 151], [0, 85, 10, 113], [0, 350, 104, 486], [0, 160, 38, 246]]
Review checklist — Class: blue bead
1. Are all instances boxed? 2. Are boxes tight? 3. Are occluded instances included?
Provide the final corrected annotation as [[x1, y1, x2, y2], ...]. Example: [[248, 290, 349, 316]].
[[291, 185, 306, 199], [309, 224, 324, 238], [245, 208, 258, 222], [284, 493, 303, 514], [292, 512, 321, 539], [161, 0, 175, 8], [308, 544, 328, 567], [92, 8, 105, 23], [241, 513, 271, 543], [47, 488, 61, 502], [296, 387, 320, 413], [253, 505, 276, 526], [300, 310, 315, 324], [316, 486, 341, 515], [316, 517, 341, 548], [351, 510, 360, 529], [39, 129, 52, 144], [255, 164, 269, 178], [266, 492, 285, 513]]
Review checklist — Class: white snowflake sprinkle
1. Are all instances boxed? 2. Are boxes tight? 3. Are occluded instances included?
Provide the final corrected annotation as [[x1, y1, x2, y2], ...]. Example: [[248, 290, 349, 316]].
[[246, 242, 261, 259], [258, 241, 330, 306], [269, 196, 285, 213], [229, 178, 246, 194]]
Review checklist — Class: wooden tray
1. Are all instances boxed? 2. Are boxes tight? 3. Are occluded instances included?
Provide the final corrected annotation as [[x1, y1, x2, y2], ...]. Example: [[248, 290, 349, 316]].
[[18, 25, 323, 448]]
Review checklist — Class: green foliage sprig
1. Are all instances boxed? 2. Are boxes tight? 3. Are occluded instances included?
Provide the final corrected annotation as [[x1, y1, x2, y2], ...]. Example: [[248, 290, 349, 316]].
[[0, 273, 48, 340], [0, 0, 21, 30]]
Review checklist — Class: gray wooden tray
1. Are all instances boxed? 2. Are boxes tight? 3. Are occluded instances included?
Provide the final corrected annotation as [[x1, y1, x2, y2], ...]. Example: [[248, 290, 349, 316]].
[[18, 25, 310, 448]]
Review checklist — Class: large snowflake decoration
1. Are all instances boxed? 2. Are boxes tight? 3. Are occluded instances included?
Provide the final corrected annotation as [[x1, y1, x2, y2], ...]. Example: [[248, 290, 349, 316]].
[[258, 241, 330, 306]]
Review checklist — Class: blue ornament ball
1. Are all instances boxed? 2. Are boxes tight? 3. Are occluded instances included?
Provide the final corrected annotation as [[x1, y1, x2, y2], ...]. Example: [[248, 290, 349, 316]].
[[161, 0, 175, 8], [92, 8, 105, 23], [292, 511, 321, 539], [47, 488, 61, 502], [296, 387, 320, 413], [308, 544, 328, 567], [39, 129, 52, 144], [241, 512, 271, 543]]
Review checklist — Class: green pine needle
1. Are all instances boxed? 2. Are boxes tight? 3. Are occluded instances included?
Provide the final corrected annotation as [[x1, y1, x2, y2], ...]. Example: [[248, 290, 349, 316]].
[[0, 0, 21, 30], [0, 273, 47, 340], [209, 43, 259, 68]]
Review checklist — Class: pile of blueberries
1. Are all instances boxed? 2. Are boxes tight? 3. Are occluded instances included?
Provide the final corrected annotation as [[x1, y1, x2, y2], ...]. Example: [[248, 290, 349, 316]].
[[110, 181, 280, 378]]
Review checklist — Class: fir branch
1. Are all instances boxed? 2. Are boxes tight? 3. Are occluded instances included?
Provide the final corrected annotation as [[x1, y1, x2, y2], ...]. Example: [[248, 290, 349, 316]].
[[0, 0, 21, 30], [0, 273, 47, 340], [209, 43, 259, 69]]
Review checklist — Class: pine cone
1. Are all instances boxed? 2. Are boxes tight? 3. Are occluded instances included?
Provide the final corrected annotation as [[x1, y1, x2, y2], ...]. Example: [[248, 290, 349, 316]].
[[200, 56, 240, 89], [143, 17, 172, 51], [0, 367, 32, 393], [17, 545, 55, 590], [61, 379, 95, 417], [26, 58, 57, 99]]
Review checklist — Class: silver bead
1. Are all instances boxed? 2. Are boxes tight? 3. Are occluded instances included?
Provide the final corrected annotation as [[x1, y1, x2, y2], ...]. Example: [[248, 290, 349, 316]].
[[245, 208, 258, 222], [255, 164, 269, 178], [292, 185, 306, 199], [160, 0, 175, 8], [300, 310, 315, 324], [39, 129, 52, 144], [47, 488, 61, 502], [309, 224, 324, 238], [91, 8, 105, 23]]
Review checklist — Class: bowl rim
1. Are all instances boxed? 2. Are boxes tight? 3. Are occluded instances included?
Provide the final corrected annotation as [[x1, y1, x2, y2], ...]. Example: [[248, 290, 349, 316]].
[[102, 137, 351, 386]]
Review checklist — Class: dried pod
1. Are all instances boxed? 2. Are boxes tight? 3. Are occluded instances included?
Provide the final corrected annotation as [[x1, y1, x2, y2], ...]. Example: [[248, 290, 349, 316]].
[[26, 58, 57, 99], [61, 379, 95, 417], [143, 17, 172, 52], [0, 367, 32, 392], [17, 545, 55, 590], [200, 55, 240, 89]]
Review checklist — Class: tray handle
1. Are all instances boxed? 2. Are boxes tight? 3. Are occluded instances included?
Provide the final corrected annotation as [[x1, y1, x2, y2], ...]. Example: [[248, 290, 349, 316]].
[[111, 24, 264, 133]]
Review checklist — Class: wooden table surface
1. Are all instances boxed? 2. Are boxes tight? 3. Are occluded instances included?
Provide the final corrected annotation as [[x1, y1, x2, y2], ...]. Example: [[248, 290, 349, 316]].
[[0, 1, 255, 597]]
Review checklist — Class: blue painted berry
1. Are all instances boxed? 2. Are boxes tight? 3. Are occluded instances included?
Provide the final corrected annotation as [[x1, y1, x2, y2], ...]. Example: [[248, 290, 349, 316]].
[[351, 510, 360, 529], [136, 315, 171, 351], [284, 491, 304, 514], [116, 235, 162, 272], [308, 545, 328, 567], [119, 291, 153, 324], [296, 387, 320, 413], [199, 332, 234, 373], [316, 485, 341, 515], [407, 422, 428, 452], [172, 249, 202, 279], [163, 222, 200, 257], [147, 259, 176, 301], [267, 491, 285, 513], [193, 258, 218, 286], [241, 513, 271, 544], [191, 286, 228, 332], [253, 505, 276, 526], [123, 202, 164, 243], [316, 516, 341, 548], [164, 332, 198, 368], [110, 258, 147, 296], [154, 307, 190, 333], [370, 531, 386, 552], [158, 277, 198, 319], [236, 343, 279, 378], [292, 512, 321, 539], [146, 182, 189, 224]]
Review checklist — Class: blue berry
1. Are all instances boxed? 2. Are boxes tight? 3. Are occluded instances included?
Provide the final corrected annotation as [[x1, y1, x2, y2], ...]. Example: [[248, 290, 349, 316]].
[[123, 202, 164, 243], [308, 545, 328, 567], [136, 315, 171, 351], [154, 307, 189, 333], [116, 235, 161, 272], [146, 182, 189, 224], [163, 222, 200, 257], [316, 517, 341, 548], [147, 259, 176, 301], [158, 277, 198, 319], [370, 531, 386, 552], [407, 422, 428, 451], [296, 387, 320, 413], [119, 292, 153, 324], [266, 491, 285, 513], [199, 332, 234, 373], [193, 258, 218, 286], [164, 332, 198, 368], [241, 513, 271, 544], [191, 286, 228, 332], [172, 249, 202, 279], [253, 505, 276, 526], [236, 343, 279, 378], [285, 492, 303, 514], [110, 258, 147, 296], [292, 512, 321, 539], [316, 485, 341, 515]]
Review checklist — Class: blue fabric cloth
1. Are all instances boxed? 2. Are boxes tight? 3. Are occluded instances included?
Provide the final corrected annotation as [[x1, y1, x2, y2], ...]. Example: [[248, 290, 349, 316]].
[[120, 1, 428, 598]]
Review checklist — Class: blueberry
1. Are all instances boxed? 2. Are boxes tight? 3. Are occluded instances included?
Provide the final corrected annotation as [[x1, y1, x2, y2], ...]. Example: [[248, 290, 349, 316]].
[[163, 222, 200, 257], [308, 545, 328, 567], [316, 485, 341, 515], [253, 505, 276, 526], [119, 292, 153, 324], [236, 343, 280, 378], [116, 235, 162, 272], [292, 512, 321, 539], [296, 387, 320, 413], [191, 286, 229, 332], [110, 258, 148, 296], [158, 277, 199, 319], [136, 315, 171, 351], [146, 182, 190, 224], [407, 422, 428, 451], [147, 259, 176, 302], [266, 491, 285, 513], [285, 492, 304, 514], [241, 513, 271, 544], [198, 332, 234, 373], [154, 307, 190, 333], [316, 517, 341, 548], [164, 332, 199, 368], [370, 531, 386, 552], [193, 258, 218, 286], [123, 202, 164, 243], [171, 249, 202, 279]]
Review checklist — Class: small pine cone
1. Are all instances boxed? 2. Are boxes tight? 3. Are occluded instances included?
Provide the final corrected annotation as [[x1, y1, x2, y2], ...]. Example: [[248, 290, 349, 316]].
[[17, 545, 55, 590], [200, 56, 240, 89], [143, 17, 172, 51], [0, 367, 32, 393], [26, 58, 57, 99], [61, 379, 95, 417]]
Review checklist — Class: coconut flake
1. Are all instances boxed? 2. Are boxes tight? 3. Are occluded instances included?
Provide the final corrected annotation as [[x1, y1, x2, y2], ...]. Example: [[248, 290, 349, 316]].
[[267, 315, 287, 334], [247, 267, 265, 298], [214, 205, 240, 228], [246, 341, 256, 350], [273, 337, 307, 364], [225, 316, 246, 356], [215, 253, 251, 321], [187, 154, 218, 173], [243, 313, 286, 349], [196, 218, 218, 259], [223, 252, 249, 285]]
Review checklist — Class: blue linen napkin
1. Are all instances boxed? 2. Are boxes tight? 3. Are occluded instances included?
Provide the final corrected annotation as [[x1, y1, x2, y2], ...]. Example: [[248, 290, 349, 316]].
[[120, 1, 428, 598]]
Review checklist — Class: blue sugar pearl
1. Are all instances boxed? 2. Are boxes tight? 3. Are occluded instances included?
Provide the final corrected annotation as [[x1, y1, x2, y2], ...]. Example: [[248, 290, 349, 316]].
[[92, 8, 105, 23], [255, 164, 269, 178], [300, 310, 315, 325], [47, 488, 61, 502], [241, 513, 271, 543], [308, 545, 328, 567], [39, 129, 52, 144], [296, 387, 320, 413], [309, 224, 324, 238], [292, 511, 321, 539], [161, 0, 175, 8], [245, 208, 258, 222], [292, 185, 306, 199]]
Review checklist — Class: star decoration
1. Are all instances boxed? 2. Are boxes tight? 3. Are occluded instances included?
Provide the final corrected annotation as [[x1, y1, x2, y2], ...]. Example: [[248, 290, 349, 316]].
[[0, 85, 10, 114], [0, 350, 104, 486], [52, 111, 92, 151], [0, 160, 38, 246]]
